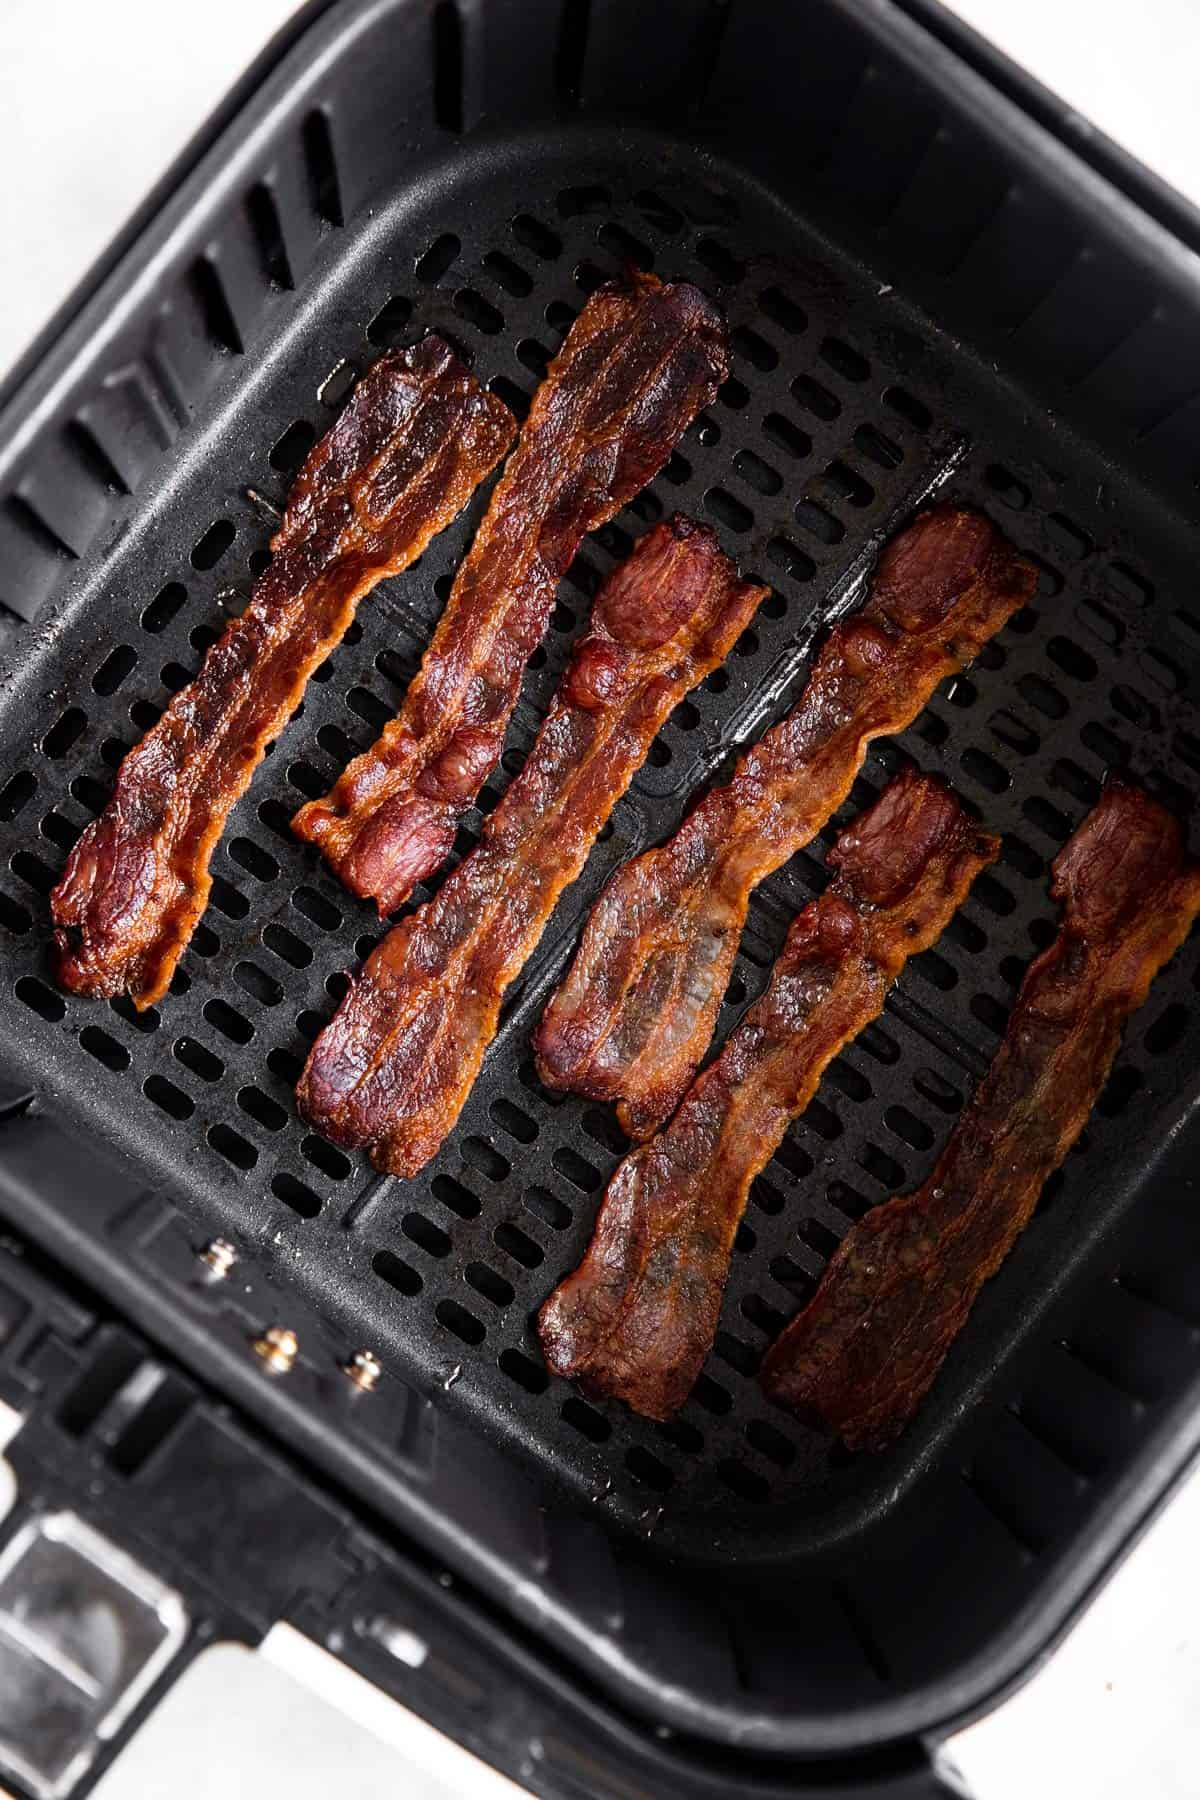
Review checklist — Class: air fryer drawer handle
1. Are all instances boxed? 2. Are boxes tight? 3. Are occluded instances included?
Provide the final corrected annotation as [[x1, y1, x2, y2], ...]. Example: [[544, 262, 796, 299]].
[[0, 1195, 983, 1800]]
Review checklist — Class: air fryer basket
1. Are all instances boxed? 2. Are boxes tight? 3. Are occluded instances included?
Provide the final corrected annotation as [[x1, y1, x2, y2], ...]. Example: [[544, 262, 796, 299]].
[[2, 0, 1200, 1767]]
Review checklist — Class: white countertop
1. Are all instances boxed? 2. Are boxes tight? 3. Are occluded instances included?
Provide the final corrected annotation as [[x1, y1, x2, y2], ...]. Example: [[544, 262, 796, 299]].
[[0, 4, 1197, 1797]]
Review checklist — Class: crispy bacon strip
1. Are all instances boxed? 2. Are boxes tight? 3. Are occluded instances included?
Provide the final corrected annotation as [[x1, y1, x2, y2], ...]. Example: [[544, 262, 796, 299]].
[[298, 518, 767, 1176], [538, 769, 998, 1419], [761, 780, 1200, 1451], [292, 271, 730, 915], [51, 336, 514, 1009], [535, 505, 1037, 1139]]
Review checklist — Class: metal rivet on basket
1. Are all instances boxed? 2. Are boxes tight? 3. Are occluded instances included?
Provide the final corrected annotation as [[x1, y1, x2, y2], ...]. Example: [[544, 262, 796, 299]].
[[198, 1237, 237, 1279], [253, 1326, 299, 1375], [342, 1349, 382, 1392]]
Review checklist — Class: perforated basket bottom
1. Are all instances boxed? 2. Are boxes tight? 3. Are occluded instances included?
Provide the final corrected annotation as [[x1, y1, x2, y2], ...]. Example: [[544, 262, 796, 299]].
[[2, 127, 1198, 1553]]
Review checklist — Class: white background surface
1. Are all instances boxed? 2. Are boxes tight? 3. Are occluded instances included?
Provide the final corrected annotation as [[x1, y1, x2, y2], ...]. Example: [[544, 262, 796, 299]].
[[1, 3, 1198, 1797]]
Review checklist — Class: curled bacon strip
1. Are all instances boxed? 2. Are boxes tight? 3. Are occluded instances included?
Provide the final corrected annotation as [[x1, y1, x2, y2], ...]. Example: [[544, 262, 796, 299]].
[[51, 336, 514, 1008], [538, 769, 998, 1419], [761, 780, 1200, 1451], [297, 518, 767, 1176], [535, 505, 1037, 1139], [291, 270, 730, 915]]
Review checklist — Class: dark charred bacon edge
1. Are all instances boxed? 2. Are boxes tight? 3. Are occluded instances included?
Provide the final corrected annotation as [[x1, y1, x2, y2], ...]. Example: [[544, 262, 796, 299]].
[[50, 337, 514, 1009], [760, 779, 1200, 1451], [296, 516, 768, 1178], [291, 269, 730, 916], [534, 505, 1038, 1142], [537, 768, 999, 1420]]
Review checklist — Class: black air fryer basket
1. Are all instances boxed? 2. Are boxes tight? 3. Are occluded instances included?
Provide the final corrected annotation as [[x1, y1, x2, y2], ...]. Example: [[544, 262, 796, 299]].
[[1, 2, 1199, 1794]]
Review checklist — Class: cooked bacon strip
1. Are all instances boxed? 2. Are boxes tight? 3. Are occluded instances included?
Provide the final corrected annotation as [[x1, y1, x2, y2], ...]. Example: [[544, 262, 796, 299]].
[[292, 271, 729, 915], [298, 518, 767, 1176], [535, 505, 1037, 1139], [538, 769, 997, 1419], [761, 780, 1200, 1451], [51, 337, 514, 1009]]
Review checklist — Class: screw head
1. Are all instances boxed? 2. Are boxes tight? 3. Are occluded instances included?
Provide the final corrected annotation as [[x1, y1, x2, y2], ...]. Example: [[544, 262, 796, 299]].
[[343, 1349, 382, 1392], [253, 1326, 298, 1374], [199, 1238, 237, 1278]]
